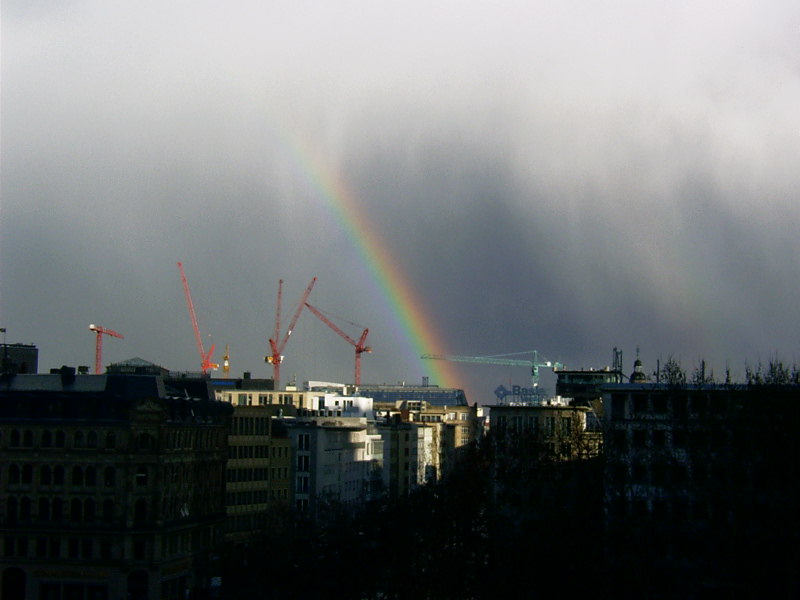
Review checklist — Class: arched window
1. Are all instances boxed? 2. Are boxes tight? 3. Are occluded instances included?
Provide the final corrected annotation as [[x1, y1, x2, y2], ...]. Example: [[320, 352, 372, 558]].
[[84, 498, 96, 522], [52, 498, 64, 521], [20, 497, 32, 521], [22, 430, 33, 447], [21, 465, 32, 485], [40, 465, 52, 485], [102, 499, 114, 523], [7, 497, 18, 522], [74, 431, 85, 448], [38, 497, 50, 521], [135, 466, 148, 487], [70, 498, 82, 522], [87, 431, 98, 448], [106, 432, 116, 449], [41, 430, 53, 448], [8, 465, 20, 484], [53, 466, 65, 485], [85, 466, 96, 487], [134, 499, 147, 526], [71, 466, 83, 486], [55, 431, 65, 448], [104, 466, 116, 487]]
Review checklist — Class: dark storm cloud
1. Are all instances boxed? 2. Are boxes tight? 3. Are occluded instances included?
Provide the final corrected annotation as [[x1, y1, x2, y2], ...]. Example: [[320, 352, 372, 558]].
[[2, 1, 799, 401]]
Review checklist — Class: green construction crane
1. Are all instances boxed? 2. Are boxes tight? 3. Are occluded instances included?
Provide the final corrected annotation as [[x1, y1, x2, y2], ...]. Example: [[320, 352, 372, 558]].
[[420, 351, 563, 389]]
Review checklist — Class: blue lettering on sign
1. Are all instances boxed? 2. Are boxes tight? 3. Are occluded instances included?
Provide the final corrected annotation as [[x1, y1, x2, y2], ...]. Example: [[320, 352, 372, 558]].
[[512, 385, 539, 398], [495, 384, 540, 400]]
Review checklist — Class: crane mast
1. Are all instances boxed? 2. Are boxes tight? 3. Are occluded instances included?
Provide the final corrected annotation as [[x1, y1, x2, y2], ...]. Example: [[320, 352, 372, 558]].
[[88, 324, 123, 374], [304, 302, 371, 386], [266, 277, 317, 388], [177, 262, 217, 375]]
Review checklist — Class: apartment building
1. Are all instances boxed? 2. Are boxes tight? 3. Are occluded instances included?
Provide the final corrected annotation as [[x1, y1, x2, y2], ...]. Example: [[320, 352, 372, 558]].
[[0, 368, 231, 600]]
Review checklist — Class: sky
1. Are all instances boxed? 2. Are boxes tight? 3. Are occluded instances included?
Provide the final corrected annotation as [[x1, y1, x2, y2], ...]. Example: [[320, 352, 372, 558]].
[[2, 0, 799, 403]]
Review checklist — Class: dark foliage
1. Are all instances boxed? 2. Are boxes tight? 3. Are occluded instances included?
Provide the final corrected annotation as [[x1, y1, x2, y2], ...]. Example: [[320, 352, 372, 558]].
[[219, 437, 605, 599]]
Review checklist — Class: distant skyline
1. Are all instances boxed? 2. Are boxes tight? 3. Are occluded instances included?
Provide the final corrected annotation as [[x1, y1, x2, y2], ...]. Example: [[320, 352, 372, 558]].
[[2, 1, 799, 403]]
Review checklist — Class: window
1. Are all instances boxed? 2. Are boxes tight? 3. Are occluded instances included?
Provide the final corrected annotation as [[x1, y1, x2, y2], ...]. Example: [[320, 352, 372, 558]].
[[103, 499, 115, 522], [136, 466, 148, 486], [37, 497, 50, 521], [9, 464, 20, 484], [297, 455, 309, 472], [632, 429, 647, 449], [298, 433, 310, 450], [134, 540, 146, 560], [652, 430, 666, 449], [652, 396, 667, 414], [7, 497, 18, 522], [137, 434, 153, 451], [134, 499, 147, 525], [72, 466, 84, 486], [545, 417, 555, 436], [85, 466, 97, 486], [71, 498, 82, 522], [607, 396, 624, 422], [561, 417, 572, 435], [672, 430, 687, 449], [84, 499, 96, 522], [52, 498, 64, 521]]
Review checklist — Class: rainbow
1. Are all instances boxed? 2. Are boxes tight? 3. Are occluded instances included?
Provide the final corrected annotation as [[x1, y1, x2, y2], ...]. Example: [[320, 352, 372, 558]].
[[273, 126, 463, 390]]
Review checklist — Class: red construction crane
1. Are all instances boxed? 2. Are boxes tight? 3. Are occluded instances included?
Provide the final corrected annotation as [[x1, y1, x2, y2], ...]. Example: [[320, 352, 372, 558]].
[[177, 262, 217, 375], [266, 277, 317, 387], [88, 324, 123, 374], [304, 302, 371, 386]]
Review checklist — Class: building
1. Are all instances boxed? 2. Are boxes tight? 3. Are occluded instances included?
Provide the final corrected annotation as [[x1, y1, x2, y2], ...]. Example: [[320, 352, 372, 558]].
[[373, 399, 480, 493], [220, 383, 381, 535], [488, 396, 598, 459], [376, 418, 438, 497], [603, 380, 800, 596], [357, 383, 468, 407], [0, 367, 232, 600], [285, 416, 383, 514], [0, 343, 39, 375], [224, 405, 291, 543], [555, 367, 621, 428]]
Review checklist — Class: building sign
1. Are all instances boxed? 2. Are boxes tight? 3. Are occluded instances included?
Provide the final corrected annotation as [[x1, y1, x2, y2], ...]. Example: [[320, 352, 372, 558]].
[[494, 385, 543, 401]]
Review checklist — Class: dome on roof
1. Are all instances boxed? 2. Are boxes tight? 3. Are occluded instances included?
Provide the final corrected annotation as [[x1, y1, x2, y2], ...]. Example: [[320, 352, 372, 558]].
[[630, 358, 647, 383]]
